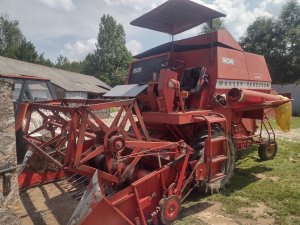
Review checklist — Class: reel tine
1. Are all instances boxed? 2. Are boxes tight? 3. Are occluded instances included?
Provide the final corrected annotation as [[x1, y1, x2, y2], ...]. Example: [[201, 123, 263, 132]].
[[65, 173, 78, 182], [68, 177, 88, 192], [71, 187, 86, 199], [66, 176, 85, 190]]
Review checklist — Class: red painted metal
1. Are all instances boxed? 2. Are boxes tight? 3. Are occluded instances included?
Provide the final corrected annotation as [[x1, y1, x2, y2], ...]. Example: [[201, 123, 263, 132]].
[[227, 88, 289, 110], [18, 170, 65, 189]]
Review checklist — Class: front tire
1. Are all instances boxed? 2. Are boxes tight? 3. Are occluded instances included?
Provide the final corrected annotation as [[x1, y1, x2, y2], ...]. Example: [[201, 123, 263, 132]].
[[159, 195, 181, 225], [190, 125, 236, 192]]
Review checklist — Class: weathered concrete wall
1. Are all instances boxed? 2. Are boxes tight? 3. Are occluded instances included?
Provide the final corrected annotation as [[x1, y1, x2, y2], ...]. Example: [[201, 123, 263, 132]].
[[0, 79, 20, 224]]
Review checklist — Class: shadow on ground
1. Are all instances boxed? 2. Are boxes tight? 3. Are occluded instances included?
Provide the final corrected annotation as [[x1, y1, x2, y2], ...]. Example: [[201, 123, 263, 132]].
[[179, 146, 273, 218], [20, 182, 78, 225]]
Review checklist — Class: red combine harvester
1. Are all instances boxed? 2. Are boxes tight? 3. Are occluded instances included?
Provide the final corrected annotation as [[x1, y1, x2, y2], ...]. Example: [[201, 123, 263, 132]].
[[17, 0, 290, 224]]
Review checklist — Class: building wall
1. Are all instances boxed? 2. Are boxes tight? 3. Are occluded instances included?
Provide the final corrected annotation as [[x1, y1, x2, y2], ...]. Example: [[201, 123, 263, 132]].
[[0, 79, 20, 225], [52, 84, 93, 99], [66, 91, 88, 99], [272, 84, 300, 115]]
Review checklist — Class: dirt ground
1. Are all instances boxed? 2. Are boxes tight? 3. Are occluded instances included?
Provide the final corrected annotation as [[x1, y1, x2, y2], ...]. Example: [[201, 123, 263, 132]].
[[20, 187, 276, 225], [176, 200, 275, 225], [19, 180, 79, 225], [271, 128, 300, 142]]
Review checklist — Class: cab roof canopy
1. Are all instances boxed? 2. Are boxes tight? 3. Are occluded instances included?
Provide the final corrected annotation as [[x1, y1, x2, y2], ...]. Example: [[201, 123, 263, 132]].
[[130, 0, 226, 35]]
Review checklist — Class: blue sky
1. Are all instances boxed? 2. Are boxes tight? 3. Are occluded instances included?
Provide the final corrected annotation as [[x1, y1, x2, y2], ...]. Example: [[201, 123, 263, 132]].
[[0, 0, 296, 62]]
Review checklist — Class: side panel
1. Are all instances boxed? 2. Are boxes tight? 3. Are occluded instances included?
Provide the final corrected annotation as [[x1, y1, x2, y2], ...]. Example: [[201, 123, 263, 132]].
[[217, 47, 249, 80], [244, 52, 272, 91], [127, 54, 168, 84]]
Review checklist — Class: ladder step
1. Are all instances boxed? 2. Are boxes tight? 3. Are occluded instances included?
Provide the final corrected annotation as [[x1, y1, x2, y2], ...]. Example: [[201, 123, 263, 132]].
[[193, 116, 226, 124], [212, 155, 227, 163], [211, 136, 227, 143], [205, 116, 227, 123], [211, 173, 226, 182]]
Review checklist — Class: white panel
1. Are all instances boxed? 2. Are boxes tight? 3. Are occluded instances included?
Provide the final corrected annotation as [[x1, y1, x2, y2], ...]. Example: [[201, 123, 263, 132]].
[[216, 79, 271, 90]]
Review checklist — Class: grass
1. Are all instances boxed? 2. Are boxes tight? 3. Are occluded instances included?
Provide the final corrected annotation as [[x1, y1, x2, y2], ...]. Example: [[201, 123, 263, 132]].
[[268, 116, 300, 130], [176, 138, 300, 225]]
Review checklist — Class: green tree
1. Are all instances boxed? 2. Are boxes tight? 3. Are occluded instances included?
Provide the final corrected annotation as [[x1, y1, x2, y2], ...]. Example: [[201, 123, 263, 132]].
[[55, 54, 83, 73], [0, 15, 53, 65], [201, 18, 225, 34], [93, 14, 132, 86], [0, 15, 23, 58], [240, 17, 286, 83], [15, 38, 38, 62], [82, 53, 100, 76], [56, 54, 69, 67], [279, 0, 300, 83], [36, 53, 54, 67]]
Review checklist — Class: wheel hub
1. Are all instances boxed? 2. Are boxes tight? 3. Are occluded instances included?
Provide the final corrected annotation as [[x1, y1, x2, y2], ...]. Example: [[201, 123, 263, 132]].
[[159, 195, 181, 225]]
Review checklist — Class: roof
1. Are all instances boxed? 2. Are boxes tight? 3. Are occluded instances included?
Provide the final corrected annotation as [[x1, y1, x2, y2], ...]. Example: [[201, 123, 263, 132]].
[[0, 73, 50, 81], [0, 56, 111, 94], [130, 0, 226, 35], [134, 29, 243, 59]]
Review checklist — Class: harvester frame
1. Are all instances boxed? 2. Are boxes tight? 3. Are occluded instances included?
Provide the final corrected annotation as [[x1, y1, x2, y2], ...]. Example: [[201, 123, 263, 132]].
[[16, 0, 291, 224]]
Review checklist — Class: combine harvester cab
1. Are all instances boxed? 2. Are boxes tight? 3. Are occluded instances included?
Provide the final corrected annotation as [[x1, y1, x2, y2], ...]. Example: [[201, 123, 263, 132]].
[[18, 0, 291, 224]]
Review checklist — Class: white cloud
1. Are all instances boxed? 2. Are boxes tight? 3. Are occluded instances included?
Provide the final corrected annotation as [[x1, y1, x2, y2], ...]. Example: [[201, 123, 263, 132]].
[[209, 0, 273, 38], [174, 0, 276, 41], [61, 38, 97, 61], [104, 0, 144, 6], [38, 0, 75, 11], [104, 0, 165, 11], [126, 40, 142, 55]]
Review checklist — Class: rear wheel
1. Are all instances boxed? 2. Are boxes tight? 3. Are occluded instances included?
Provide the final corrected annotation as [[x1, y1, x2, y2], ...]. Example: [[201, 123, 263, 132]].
[[258, 141, 277, 160], [190, 125, 236, 193]]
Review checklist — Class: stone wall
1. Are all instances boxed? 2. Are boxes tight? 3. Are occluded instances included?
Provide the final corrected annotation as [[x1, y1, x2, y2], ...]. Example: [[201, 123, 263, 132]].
[[0, 78, 20, 224]]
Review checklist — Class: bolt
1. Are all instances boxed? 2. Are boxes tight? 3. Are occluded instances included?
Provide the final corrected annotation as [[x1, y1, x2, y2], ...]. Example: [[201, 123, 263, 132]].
[[115, 140, 122, 149]]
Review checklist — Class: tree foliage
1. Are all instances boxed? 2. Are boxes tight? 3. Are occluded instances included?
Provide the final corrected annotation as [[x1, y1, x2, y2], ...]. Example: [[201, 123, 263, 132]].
[[56, 54, 83, 73], [84, 14, 132, 86], [0, 15, 23, 58], [81, 53, 100, 76], [201, 18, 225, 34], [36, 53, 53, 67], [240, 0, 300, 83], [0, 15, 52, 66], [15, 39, 38, 62]]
